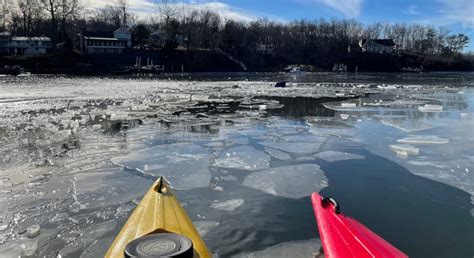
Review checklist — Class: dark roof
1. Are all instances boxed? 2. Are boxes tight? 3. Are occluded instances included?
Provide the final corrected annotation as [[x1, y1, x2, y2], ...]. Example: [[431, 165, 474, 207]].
[[83, 31, 114, 38], [362, 39, 395, 47]]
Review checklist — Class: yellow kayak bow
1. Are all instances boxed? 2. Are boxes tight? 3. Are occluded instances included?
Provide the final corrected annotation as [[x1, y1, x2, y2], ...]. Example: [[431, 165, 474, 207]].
[[106, 177, 212, 258]]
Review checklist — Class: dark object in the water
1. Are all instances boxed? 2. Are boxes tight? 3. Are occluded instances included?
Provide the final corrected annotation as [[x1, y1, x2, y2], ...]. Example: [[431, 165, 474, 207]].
[[275, 81, 287, 88], [232, 85, 239, 88], [108, 119, 143, 133], [175, 100, 240, 116]]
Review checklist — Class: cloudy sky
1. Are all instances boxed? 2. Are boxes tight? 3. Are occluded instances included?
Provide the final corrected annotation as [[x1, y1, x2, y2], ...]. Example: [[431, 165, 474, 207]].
[[86, 0, 474, 51]]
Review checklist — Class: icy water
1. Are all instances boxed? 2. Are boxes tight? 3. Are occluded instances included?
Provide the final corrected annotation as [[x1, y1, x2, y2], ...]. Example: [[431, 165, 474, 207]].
[[0, 73, 473, 258]]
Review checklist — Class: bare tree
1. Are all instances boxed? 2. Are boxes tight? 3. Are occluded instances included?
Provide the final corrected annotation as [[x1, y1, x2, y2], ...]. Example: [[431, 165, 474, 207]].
[[157, 0, 177, 25], [0, 0, 13, 30], [58, 0, 80, 37], [40, 0, 60, 47], [40, 0, 81, 47], [17, 0, 42, 37], [117, 0, 134, 27]]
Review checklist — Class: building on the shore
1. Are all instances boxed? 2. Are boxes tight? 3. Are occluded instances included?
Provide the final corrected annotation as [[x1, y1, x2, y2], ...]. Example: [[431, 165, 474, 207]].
[[256, 44, 274, 54], [149, 29, 166, 46], [79, 27, 131, 54], [347, 43, 362, 53], [359, 39, 395, 54], [0, 32, 52, 55], [149, 29, 187, 49]]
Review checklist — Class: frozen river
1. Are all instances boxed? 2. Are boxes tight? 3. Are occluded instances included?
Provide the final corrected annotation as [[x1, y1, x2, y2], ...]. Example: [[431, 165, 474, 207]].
[[0, 73, 473, 257]]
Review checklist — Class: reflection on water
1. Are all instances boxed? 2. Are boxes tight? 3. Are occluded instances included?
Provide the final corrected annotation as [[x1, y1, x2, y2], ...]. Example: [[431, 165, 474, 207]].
[[0, 74, 473, 258]]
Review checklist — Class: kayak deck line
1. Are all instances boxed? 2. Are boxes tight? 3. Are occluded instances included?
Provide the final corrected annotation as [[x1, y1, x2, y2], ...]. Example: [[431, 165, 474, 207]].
[[106, 177, 211, 258], [311, 193, 408, 258]]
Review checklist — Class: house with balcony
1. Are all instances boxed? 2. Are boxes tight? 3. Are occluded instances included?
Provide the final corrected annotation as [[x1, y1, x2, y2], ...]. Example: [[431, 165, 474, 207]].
[[79, 27, 131, 54], [0, 32, 52, 55]]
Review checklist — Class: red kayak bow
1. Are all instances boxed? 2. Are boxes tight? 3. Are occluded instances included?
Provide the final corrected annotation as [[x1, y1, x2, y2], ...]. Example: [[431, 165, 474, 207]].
[[311, 193, 408, 258]]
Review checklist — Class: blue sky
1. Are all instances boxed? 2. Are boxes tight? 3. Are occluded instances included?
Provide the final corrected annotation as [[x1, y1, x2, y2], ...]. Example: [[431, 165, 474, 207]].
[[88, 0, 474, 51]]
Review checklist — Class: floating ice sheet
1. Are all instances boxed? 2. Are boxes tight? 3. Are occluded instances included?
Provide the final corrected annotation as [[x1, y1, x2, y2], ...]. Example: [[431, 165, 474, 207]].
[[214, 146, 271, 171], [210, 199, 245, 211], [243, 164, 327, 199], [381, 119, 432, 132], [389, 144, 419, 156], [260, 141, 322, 155], [314, 151, 364, 162], [397, 135, 449, 144], [418, 104, 443, 112], [111, 142, 211, 190]]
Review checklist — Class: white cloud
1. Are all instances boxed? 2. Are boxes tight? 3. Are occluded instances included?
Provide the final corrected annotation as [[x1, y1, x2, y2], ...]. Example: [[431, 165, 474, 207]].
[[189, 2, 259, 22], [82, 0, 282, 23], [438, 0, 474, 28], [413, 0, 474, 29], [83, 0, 155, 12], [317, 0, 363, 18], [406, 5, 421, 16]]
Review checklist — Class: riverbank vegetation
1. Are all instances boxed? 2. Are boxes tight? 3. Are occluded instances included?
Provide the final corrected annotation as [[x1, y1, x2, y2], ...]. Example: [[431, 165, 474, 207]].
[[0, 0, 472, 72]]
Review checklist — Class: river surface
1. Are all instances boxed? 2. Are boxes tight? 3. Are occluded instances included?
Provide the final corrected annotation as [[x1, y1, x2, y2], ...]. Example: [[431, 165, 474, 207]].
[[0, 73, 473, 258]]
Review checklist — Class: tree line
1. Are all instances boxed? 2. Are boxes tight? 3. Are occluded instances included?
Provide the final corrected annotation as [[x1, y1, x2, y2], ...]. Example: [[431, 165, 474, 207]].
[[0, 0, 470, 64]]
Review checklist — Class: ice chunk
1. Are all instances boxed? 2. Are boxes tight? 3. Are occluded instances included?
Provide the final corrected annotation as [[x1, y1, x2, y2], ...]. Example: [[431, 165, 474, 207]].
[[397, 135, 449, 144], [381, 119, 432, 132], [315, 151, 364, 162], [418, 104, 443, 112], [210, 199, 245, 211], [324, 102, 360, 111], [243, 164, 327, 199], [212, 186, 224, 191], [407, 160, 448, 169], [26, 225, 40, 238], [260, 141, 322, 155], [233, 239, 322, 258], [265, 147, 292, 161], [194, 221, 220, 237], [341, 103, 357, 108], [214, 146, 270, 171], [389, 144, 419, 156]]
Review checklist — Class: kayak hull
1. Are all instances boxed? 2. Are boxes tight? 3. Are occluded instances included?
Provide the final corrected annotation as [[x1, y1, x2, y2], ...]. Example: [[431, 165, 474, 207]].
[[106, 178, 211, 258], [311, 192, 408, 258]]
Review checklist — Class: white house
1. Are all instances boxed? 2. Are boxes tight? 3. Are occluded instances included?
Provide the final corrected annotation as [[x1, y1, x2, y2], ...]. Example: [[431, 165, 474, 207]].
[[359, 39, 395, 54], [80, 27, 132, 54], [256, 44, 274, 54], [0, 32, 52, 55]]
